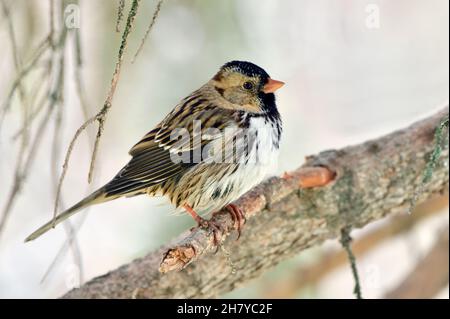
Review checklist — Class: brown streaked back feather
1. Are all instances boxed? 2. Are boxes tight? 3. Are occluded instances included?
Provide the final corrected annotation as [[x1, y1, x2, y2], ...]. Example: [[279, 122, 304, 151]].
[[104, 90, 244, 198]]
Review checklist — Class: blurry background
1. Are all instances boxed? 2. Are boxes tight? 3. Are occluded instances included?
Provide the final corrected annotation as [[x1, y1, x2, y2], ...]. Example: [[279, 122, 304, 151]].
[[0, 0, 448, 298]]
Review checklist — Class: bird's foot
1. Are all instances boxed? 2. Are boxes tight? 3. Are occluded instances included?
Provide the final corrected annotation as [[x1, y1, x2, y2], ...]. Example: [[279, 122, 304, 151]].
[[196, 217, 224, 248], [184, 203, 246, 251], [223, 203, 246, 239], [184, 204, 223, 248]]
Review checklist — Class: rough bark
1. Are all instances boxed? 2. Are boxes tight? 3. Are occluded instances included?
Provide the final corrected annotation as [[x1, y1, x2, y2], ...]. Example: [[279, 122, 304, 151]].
[[63, 107, 449, 299], [263, 196, 449, 298]]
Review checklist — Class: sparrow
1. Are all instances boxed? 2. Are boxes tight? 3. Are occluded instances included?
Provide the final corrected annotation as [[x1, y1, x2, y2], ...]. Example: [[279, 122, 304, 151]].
[[25, 61, 284, 243]]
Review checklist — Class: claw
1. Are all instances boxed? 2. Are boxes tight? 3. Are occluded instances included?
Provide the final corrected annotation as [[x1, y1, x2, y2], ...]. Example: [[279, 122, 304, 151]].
[[198, 219, 223, 249], [224, 204, 246, 240], [183, 203, 246, 253], [183, 204, 223, 251]]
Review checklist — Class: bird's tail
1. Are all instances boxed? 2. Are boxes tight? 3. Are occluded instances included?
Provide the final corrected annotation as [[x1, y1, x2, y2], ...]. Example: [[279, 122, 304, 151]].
[[24, 187, 114, 242]]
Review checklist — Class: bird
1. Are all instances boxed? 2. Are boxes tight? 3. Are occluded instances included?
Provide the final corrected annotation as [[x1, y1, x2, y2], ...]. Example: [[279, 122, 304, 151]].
[[25, 61, 284, 243]]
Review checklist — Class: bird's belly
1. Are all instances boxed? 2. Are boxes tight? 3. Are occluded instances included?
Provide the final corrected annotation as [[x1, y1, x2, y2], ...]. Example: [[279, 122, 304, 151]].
[[189, 138, 279, 214], [192, 162, 277, 215], [171, 115, 281, 215]]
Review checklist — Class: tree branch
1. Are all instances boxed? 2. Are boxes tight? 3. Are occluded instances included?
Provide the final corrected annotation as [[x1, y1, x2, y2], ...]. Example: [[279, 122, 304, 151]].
[[262, 196, 448, 298], [63, 107, 449, 299]]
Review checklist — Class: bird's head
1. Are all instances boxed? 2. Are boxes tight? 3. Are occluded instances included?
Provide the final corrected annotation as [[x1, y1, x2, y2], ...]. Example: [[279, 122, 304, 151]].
[[211, 61, 284, 114]]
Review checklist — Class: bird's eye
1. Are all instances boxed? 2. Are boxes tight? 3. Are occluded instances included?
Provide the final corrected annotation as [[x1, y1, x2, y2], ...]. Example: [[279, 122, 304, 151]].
[[243, 81, 253, 90]]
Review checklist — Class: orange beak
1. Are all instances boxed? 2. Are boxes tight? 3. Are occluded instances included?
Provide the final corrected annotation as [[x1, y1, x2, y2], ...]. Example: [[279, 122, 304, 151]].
[[263, 78, 285, 93]]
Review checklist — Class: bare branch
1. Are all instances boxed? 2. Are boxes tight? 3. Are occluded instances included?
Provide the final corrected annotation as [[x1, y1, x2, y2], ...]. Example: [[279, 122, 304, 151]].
[[0, 36, 50, 129], [63, 107, 448, 299], [0, 1, 67, 237], [340, 227, 362, 299], [53, 0, 142, 222], [132, 0, 163, 63], [262, 196, 448, 298], [86, 0, 141, 183], [115, 0, 125, 33], [52, 116, 97, 223]]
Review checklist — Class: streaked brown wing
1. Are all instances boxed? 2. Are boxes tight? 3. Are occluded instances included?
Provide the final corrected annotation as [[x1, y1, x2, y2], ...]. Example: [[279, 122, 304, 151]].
[[128, 90, 206, 156], [104, 97, 237, 197]]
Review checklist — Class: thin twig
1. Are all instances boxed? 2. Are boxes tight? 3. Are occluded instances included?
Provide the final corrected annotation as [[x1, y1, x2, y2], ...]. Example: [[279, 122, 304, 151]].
[[0, 0, 49, 237], [49, 35, 84, 282], [131, 0, 163, 63], [0, 100, 56, 235], [49, 0, 55, 47], [115, 0, 125, 33], [0, 3, 68, 237], [74, 27, 91, 122], [87, 0, 141, 183], [41, 215, 86, 284], [340, 227, 363, 299], [43, 3, 91, 282], [52, 116, 97, 222], [12, 69, 51, 140], [1, 0, 30, 157], [53, 0, 142, 225], [0, 36, 50, 129], [262, 196, 448, 298]]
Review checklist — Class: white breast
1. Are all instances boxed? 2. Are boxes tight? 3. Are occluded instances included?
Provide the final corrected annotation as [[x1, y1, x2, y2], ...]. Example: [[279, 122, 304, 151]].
[[193, 116, 280, 214]]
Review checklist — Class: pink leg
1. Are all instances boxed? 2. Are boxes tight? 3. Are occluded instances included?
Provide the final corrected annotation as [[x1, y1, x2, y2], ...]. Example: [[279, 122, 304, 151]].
[[224, 203, 246, 240], [184, 204, 222, 246]]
